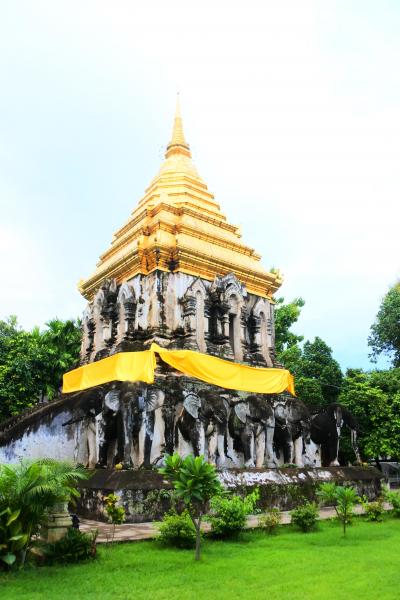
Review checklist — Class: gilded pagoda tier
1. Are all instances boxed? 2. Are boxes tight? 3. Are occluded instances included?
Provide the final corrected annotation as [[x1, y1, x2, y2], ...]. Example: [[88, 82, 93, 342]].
[[79, 100, 282, 300]]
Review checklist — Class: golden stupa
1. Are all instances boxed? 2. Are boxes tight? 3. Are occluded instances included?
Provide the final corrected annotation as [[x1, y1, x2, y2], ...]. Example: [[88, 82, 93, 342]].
[[79, 99, 282, 300]]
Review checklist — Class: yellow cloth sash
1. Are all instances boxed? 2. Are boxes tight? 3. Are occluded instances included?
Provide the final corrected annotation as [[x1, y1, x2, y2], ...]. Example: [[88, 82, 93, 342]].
[[62, 345, 295, 396], [151, 344, 296, 396], [62, 351, 156, 393]]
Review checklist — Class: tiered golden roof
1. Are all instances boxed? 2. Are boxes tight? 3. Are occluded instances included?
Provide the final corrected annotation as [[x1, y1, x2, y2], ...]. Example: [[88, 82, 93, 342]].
[[79, 99, 283, 300]]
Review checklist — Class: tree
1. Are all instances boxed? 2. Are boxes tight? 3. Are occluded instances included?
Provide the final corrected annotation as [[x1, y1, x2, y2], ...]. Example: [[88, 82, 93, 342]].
[[278, 337, 343, 407], [339, 368, 400, 460], [0, 317, 81, 422], [274, 297, 305, 355], [37, 318, 82, 399], [159, 454, 221, 560], [369, 282, 400, 367], [300, 337, 343, 404]]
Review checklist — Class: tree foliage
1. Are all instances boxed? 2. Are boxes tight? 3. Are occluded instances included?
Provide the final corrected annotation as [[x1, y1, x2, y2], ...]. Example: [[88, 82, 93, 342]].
[[274, 297, 305, 355], [339, 368, 400, 460], [0, 316, 81, 422], [279, 336, 343, 406], [368, 283, 400, 367]]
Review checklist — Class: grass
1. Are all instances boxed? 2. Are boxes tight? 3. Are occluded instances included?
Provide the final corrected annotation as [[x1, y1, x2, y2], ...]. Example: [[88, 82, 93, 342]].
[[1, 518, 400, 600]]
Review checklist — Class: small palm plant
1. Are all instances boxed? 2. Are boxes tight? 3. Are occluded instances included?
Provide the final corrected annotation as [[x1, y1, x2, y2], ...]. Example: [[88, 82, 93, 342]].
[[159, 454, 221, 560], [0, 459, 88, 567], [318, 482, 360, 536]]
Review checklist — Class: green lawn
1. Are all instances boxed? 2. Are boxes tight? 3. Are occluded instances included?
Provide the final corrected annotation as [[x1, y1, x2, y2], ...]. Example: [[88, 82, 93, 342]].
[[1, 518, 400, 600]]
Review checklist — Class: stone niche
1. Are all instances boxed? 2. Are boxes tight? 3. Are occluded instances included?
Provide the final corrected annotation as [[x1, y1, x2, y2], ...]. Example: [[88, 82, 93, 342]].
[[79, 272, 276, 367]]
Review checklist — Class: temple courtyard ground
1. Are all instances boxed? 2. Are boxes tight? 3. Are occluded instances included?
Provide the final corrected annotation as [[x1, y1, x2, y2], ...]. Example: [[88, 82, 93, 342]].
[[1, 518, 400, 600]]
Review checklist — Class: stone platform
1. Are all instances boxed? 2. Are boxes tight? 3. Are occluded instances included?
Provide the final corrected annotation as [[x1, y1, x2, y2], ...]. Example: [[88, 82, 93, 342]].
[[76, 466, 384, 524]]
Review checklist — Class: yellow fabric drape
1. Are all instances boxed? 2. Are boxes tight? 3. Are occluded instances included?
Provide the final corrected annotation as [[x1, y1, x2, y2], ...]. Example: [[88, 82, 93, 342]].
[[62, 351, 156, 393], [63, 346, 295, 396], [151, 343, 295, 396]]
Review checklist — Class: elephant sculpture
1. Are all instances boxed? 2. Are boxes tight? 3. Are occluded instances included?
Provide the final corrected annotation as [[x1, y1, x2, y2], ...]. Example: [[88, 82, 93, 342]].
[[176, 390, 203, 456], [272, 396, 311, 467], [228, 395, 274, 467], [142, 387, 165, 467], [95, 382, 125, 468], [95, 381, 146, 469], [161, 379, 182, 456], [63, 385, 106, 468], [310, 403, 361, 466], [201, 390, 230, 466]]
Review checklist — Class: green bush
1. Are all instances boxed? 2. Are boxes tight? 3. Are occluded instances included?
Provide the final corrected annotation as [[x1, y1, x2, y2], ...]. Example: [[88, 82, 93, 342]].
[[0, 508, 29, 569], [258, 508, 282, 534], [290, 502, 318, 532], [157, 511, 196, 549], [360, 496, 384, 522], [103, 494, 126, 526], [42, 528, 97, 565], [384, 489, 400, 517], [208, 489, 259, 538]]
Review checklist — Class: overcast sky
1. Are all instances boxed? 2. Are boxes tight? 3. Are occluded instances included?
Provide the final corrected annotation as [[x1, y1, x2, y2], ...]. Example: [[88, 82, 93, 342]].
[[0, 1, 399, 371]]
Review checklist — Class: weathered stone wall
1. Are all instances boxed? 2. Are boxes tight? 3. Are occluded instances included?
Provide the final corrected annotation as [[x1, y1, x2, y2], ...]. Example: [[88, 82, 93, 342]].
[[0, 411, 76, 463], [75, 466, 384, 523]]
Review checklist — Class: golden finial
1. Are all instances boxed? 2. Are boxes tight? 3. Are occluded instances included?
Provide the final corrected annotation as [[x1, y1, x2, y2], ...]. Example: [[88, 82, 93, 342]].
[[165, 93, 191, 158]]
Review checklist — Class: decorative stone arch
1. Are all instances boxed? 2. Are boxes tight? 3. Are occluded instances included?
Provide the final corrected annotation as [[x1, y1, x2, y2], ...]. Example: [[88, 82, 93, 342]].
[[220, 274, 247, 361], [92, 287, 107, 354], [92, 279, 118, 357], [252, 298, 273, 366], [181, 278, 208, 352], [116, 282, 136, 343]]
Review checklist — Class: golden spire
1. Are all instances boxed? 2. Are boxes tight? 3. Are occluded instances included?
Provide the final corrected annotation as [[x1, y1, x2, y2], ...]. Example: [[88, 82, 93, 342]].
[[165, 94, 191, 158], [79, 99, 283, 301]]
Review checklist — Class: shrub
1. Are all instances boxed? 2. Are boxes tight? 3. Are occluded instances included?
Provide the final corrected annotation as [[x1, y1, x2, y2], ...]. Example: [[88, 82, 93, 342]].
[[318, 483, 359, 535], [259, 508, 282, 534], [0, 459, 88, 567], [360, 496, 384, 522], [208, 489, 259, 538], [0, 508, 29, 569], [42, 528, 97, 565], [103, 493, 125, 543], [384, 489, 400, 517], [157, 511, 196, 549], [290, 502, 318, 532]]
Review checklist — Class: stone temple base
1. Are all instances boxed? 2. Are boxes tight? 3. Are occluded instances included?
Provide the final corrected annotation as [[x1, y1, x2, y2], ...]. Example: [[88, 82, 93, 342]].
[[76, 466, 384, 523]]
